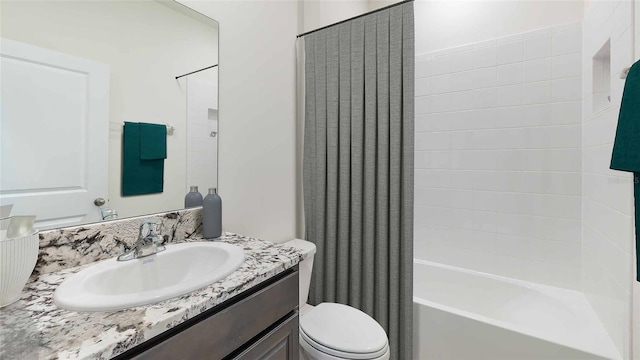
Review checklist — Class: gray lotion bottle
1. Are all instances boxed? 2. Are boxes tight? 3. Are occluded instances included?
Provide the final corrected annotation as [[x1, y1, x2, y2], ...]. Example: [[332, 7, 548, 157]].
[[203, 187, 222, 239], [185, 186, 203, 208]]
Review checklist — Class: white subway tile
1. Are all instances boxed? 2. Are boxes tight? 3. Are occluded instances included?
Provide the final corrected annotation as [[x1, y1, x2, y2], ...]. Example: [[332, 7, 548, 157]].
[[497, 41, 524, 65], [522, 81, 552, 105], [472, 46, 497, 68], [522, 125, 581, 149], [415, 95, 431, 114], [414, 151, 431, 169], [552, 27, 582, 55], [497, 63, 524, 86], [519, 104, 552, 127], [431, 55, 451, 75], [472, 88, 497, 110], [430, 151, 452, 169], [473, 211, 497, 233], [448, 50, 474, 72], [551, 101, 582, 125], [552, 53, 582, 78], [449, 71, 474, 92], [415, 59, 431, 78], [471, 67, 497, 89], [413, 21, 594, 291], [584, 198, 633, 254], [523, 58, 552, 82], [522, 148, 582, 172], [415, 77, 430, 96], [552, 77, 582, 102], [416, 132, 451, 150], [493, 107, 522, 127], [415, 114, 432, 133], [451, 130, 475, 150], [610, 0, 632, 42], [450, 90, 476, 112], [430, 74, 451, 94], [524, 36, 552, 60], [496, 84, 523, 107]]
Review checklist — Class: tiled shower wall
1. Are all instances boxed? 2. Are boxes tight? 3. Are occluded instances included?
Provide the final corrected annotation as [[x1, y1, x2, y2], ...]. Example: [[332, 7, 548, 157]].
[[582, 0, 633, 358], [414, 23, 583, 289]]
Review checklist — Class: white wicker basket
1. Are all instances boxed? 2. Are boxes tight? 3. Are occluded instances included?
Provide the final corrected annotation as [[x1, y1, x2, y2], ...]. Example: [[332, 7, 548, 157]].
[[0, 230, 39, 307]]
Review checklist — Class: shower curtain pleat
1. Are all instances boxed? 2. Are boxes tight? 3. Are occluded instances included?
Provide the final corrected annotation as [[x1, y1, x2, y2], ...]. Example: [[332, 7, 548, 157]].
[[388, 6, 405, 358], [348, 17, 365, 311], [325, 27, 340, 302], [362, 11, 378, 319], [303, 3, 414, 359], [337, 22, 352, 305], [375, 10, 391, 333]]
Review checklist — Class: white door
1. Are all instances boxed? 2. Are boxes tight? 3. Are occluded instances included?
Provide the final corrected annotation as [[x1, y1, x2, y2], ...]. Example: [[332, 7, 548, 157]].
[[0, 38, 109, 229]]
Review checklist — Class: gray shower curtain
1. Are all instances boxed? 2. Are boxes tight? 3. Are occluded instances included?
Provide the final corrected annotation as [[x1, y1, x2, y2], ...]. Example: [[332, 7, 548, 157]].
[[302, 2, 414, 359]]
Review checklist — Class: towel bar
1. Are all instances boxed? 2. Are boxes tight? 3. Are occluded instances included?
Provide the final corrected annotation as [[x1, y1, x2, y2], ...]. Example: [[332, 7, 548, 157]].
[[620, 67, 631, 79]]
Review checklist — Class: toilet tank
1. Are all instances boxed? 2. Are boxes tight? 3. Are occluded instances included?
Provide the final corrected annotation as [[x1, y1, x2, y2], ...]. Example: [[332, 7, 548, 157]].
[[283, 239, 316, 308]]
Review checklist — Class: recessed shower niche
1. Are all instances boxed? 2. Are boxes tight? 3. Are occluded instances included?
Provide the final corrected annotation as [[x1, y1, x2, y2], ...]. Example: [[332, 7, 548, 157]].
[[592, 40, 611, 114]]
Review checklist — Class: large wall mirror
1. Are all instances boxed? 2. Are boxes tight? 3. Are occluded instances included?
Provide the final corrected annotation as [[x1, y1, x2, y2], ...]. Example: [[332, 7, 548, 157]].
[[0, 1, 219, 230]]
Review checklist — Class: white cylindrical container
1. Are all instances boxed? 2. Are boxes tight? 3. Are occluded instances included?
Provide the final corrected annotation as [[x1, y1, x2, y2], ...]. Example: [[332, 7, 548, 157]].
[[0, 231, 39, 307]]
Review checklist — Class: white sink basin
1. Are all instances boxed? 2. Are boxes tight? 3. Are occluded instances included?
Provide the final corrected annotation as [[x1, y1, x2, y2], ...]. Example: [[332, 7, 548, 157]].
[[54, 242, 245, 312]]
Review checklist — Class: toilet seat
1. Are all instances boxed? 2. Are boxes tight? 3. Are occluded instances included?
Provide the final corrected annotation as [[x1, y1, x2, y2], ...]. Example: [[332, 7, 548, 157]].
[[299, 303, 389, 360], [300, 327, 389, 359]]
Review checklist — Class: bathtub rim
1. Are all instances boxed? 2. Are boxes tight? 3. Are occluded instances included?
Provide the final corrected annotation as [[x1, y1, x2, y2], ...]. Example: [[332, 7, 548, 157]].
[[413, 259, 621, 360]]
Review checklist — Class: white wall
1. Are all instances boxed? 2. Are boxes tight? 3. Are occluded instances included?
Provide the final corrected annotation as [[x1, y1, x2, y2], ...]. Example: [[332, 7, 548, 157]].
[[413, 0, 584, 55], [300, 0, 370, 33], [0, 1, 218, 219], [582, 1, 634, 358], [179, 0, 298, 243], [414, 23, 584, 289]]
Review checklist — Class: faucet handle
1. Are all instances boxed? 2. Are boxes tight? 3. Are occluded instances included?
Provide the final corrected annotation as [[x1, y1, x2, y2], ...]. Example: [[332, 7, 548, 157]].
[[140, 219, 163, 238]]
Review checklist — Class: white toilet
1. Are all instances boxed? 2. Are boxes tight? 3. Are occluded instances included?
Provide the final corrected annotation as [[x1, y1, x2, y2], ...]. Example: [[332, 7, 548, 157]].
[[285, 239, 390, 360]]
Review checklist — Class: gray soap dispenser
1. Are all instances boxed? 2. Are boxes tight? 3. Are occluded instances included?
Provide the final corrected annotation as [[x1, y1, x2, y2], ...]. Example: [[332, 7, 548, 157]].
[[203, 187, 222, 238], [185, 186, 203, 208]]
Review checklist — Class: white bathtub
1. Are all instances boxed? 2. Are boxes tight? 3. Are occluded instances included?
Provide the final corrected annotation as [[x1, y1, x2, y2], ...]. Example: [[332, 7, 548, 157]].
[[413, 260, 621, 360]]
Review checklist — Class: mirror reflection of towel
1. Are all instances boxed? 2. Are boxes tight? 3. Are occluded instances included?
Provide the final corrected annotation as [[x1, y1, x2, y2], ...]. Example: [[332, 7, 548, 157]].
[[122, 122, 166, 196], [610, 60, 640, 282], [139, 123, 167, 160]]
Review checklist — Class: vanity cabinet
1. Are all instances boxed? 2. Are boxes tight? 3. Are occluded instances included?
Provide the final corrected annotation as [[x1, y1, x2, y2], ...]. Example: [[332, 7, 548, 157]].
[[233, 312, 299, 360], [118, 268, 299, 360]]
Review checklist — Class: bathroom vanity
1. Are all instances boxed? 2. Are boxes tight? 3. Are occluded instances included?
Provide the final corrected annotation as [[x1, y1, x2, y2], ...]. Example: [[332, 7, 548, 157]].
[[0, 212, 304, 360], [123, 268, 299, 360]]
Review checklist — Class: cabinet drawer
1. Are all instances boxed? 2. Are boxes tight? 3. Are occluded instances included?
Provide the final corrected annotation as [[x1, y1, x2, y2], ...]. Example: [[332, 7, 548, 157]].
[[233, 312, 299, 360], [131, 270, 298, 360]]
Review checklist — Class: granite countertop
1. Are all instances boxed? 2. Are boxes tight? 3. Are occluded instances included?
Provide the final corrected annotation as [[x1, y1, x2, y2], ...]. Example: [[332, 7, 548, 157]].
[[0, 233, 303, 360]]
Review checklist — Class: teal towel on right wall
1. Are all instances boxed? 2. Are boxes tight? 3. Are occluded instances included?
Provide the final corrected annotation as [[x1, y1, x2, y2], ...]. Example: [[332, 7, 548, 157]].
[[610, 59, 640, 282]]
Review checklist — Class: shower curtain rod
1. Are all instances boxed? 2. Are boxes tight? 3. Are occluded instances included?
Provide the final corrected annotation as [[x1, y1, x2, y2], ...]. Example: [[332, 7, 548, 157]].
[[296, 0, 414, 38], [175, 64, 218, 80]]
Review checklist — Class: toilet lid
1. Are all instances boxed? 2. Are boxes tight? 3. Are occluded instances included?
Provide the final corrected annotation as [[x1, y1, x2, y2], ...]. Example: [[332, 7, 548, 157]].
[[300, 303, 388, 357]]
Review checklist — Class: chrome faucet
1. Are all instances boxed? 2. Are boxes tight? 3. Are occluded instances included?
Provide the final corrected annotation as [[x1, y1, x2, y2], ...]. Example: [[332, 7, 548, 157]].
[[117, 220, 166, 261]]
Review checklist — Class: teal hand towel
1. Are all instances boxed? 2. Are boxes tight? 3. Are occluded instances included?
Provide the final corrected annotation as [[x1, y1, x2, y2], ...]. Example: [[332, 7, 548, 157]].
[[610, 60, 640, 282], [139, 123, 167, 160], [122, 122, 164, 196]]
